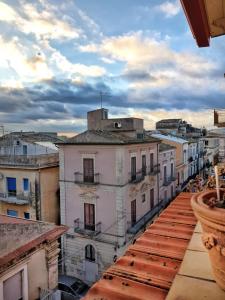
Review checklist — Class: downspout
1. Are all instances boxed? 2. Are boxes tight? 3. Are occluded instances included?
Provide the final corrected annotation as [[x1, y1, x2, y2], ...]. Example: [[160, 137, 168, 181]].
[[157, 142, 160, 215]]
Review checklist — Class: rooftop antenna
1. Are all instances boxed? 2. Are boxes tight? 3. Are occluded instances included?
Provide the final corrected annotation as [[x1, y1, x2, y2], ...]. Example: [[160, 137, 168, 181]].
[[99, 91, 111, 109]]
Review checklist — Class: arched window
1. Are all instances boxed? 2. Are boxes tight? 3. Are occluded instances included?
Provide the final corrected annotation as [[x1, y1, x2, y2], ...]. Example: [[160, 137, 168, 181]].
[[85, 244, 95, 262]]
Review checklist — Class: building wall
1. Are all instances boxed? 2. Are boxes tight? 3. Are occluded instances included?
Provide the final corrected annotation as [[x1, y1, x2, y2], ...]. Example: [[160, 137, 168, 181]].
[[40, 166, 59, 224], [159, 148, 176, 203], [60, 141, 159, 283], [0, 168, 37, 219], [0, 166, 59, 224], [27, 248, 48, 300]]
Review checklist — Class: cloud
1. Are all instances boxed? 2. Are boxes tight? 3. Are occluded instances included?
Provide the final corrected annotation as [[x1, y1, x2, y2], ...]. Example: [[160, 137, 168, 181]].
[[0, 1, 80, 41], [0, 35, 53, 81], [156, 1, 181, 18]]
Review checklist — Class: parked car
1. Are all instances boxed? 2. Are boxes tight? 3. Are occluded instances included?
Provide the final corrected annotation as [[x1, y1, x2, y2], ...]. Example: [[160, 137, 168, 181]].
[[58, 275, 89, 300]]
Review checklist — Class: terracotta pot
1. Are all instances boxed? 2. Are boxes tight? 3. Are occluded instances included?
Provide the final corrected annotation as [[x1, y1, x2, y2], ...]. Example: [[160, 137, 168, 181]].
[[191, 190, 225, 290]]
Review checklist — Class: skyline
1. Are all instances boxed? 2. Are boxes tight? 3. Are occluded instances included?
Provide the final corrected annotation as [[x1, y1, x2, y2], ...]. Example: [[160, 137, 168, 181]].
[[0, 0, 225, 133]]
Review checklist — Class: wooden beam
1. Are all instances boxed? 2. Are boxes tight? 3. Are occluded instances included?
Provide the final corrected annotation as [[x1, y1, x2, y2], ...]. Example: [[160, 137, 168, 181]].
[[180, 0, 210, 47]]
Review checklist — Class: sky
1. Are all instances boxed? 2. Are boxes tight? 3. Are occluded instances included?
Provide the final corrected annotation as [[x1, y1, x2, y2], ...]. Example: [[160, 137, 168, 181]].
[[0, 0, 225, 134]]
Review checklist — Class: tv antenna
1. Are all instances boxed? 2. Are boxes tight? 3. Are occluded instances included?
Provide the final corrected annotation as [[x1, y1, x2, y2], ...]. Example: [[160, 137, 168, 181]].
[[99, 91, 111, 109]]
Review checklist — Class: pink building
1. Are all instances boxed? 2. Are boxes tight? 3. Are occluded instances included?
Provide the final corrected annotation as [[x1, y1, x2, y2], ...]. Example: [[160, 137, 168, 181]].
[[58, 109, 160, 283]]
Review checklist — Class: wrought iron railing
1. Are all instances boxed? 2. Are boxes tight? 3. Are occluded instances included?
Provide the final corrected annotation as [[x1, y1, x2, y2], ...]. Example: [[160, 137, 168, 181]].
[[148, 164, 160, 175], [74, 172, 100, 184], [74, 218, 101, 236], [163, 176, 175, 186], [0, 192, 34, 203], [129, 169, 145, 183]]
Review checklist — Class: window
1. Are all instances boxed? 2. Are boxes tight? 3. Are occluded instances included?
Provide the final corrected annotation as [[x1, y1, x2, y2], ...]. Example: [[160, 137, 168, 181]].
[[85, 244, 95, 262], [150, 153, 154, 173], [3, 270, 23, 300], [84, 203, 95, 231], [131, 157, 136, 181], [83, 158, 94, 183], [171, 163, 174, 178], [164, 166, 167, 182], [24, 212, 30, 219], [22, 145, 27, 155], [131, 199, 136, 226], [7, 177, 16, 197], [23, 178, 29, 191], [150, 189, 154, 210], [142, 194, 146, 203], [205, 140, 208, 146], [171, 186, 174, 199], [142, 155, 146, 176], [7, 209, 18, 217]]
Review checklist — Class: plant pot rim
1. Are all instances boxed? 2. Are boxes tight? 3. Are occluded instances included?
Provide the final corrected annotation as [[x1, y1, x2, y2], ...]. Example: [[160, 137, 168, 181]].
[[191, 190, 225, 226]]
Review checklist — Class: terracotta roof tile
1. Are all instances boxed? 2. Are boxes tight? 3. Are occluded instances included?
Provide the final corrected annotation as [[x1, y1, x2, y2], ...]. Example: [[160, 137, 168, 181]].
[[83, 193, 197, 300]]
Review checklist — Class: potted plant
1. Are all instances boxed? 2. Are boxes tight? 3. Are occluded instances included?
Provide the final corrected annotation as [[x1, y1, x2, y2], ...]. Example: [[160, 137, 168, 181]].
[[191, 166, 225, 290]]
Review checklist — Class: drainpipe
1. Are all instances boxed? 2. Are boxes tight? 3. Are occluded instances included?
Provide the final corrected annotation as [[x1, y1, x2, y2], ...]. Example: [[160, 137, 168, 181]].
[[157, 143, 160, 216]]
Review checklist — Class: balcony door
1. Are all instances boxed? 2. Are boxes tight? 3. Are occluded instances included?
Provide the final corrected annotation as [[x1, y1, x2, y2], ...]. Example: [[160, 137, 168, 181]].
[[83, 158, 94, 183], [131, 157, 136, 181], [142, 155, 146, 176], [150, 189, 154, 210], [84, 203, 95, 231], [150, 153, 154, 173], [164, 166, 167, 182], [131, 199, 136, 226], [7, 177, 16, 197]]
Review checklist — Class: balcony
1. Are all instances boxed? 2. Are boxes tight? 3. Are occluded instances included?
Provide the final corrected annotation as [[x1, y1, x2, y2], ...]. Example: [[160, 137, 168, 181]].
[[74, 218, 101, 236], [148, 164, 160, 176], [74, 172, 100, 185], [127, 201, 163, 234], [0, 192, 34, 205], [163, 176, 176, 186], [0, 153, 59, 168], [129, 169, 146, 184]]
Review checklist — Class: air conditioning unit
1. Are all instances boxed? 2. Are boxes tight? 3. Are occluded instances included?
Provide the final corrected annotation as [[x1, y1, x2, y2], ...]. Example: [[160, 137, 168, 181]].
[[114, 122, 122, 129]]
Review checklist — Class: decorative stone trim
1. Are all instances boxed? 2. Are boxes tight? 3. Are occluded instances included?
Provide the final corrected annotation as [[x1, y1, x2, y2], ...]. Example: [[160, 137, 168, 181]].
[[202, 233, 225, 256]]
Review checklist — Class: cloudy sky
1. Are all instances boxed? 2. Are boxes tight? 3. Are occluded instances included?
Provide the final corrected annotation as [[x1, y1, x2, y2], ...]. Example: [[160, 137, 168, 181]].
[[0, 0, 225, 134]]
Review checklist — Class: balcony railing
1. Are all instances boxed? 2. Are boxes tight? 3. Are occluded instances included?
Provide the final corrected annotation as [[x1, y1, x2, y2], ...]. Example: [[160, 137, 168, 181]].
[[74, 218, 101, 236], [129, 169, 145, 183], [74, 172, 100, 185], [163, 176, 176, 186], [0, 192, 34, 205], [127, 201, 163, 234], [148, 164, 160, 175]]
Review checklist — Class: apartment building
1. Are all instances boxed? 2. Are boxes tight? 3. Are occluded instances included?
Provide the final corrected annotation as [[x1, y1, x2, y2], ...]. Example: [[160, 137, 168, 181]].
[[0, 214, 67, 300], [203, 133, 220, 173], [151, 133, 188, 191], [158, 143, 176, 205], [0, 132, 62, 223], [58, 108, 160, 284]]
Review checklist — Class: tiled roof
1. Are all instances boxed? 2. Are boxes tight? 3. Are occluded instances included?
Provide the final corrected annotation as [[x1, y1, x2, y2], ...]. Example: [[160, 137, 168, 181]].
[[151, 133, 188, 144], [58, 130, 160, 145], [83, 193, 197, 300], [0, 215, 68, 272]]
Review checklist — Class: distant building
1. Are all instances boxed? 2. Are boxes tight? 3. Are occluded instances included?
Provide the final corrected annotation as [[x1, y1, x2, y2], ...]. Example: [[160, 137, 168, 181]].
[[0, 132, 62, 223], [203, 132, 220, 171], [151, 133, 189, 191], [158, 143, 176, 204], [58, 108, 161, 284], [0, 214, 67, 300], [156, 119, 202, 137]]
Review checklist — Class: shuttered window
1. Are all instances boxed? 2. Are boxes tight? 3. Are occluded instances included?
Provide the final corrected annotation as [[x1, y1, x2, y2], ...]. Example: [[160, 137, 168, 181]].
[[131, 157, 136, 180], [7, 177, 16, 197], [83, 158, 94, 183], [84, 203, 95, 231]]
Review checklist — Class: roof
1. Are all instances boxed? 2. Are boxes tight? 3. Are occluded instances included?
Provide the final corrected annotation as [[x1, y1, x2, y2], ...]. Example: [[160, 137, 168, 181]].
[[151, 133, 188, 144], [0, 215, 67, 272], [83, 193, 197, 300], [159, 143, 176, 152], [58, 130, 160, 145], [0, 132, 63, 146], [35, 141, 58, 151]]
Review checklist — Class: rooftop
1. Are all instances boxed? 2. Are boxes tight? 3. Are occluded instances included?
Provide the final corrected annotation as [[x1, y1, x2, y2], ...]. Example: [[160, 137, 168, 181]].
[[58, 130, 160, 145], [151, 133, 188, 144], [159, 143, 176, 152], [0, 215, 67, 273], [83, 193, 197, 300]]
